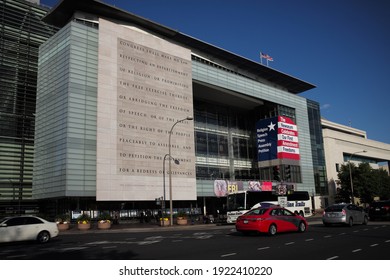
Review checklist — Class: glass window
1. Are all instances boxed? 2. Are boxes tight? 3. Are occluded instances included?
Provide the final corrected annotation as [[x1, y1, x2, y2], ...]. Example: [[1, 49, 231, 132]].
[[208, 134, 218, 156], [195, 132, 207, 155], [218, 135, 228, 157]]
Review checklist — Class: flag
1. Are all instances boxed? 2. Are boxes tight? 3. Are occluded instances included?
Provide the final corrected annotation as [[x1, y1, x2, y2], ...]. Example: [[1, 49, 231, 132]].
[[261, 52, 273, 61]]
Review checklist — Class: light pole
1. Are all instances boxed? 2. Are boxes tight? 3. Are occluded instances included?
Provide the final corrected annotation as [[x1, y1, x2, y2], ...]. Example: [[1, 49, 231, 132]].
[[168, 116, 193, 226], [348, 150, 367, 204], [162, 154, 179, 226]]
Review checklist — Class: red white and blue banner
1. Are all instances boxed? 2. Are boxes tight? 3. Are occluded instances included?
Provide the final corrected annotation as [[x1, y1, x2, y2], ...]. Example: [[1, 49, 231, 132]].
[[256, 116, 300, 162]]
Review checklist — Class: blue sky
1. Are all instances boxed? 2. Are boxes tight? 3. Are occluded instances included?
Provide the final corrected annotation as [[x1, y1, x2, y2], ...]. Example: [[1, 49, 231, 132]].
[[41, 0, 390, 144]]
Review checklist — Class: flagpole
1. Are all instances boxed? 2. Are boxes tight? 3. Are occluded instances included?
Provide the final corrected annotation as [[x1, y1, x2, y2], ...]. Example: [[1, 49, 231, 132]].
[[260, 52, 263, 65]]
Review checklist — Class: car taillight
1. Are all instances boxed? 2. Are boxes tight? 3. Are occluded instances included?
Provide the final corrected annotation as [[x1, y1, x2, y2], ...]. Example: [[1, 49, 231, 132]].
[[342, 209, 346, 216], [384, 206, 390, 212]]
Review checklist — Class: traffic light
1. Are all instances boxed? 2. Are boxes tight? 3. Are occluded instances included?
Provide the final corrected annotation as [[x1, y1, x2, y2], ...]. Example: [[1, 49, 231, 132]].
[[273, 166, 280, 181], [285, 165, 291, 181]]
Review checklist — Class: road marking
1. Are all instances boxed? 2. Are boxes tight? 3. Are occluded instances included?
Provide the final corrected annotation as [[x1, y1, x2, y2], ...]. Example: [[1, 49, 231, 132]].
[[257, 247, 270, 250], [305, 238, 314, 242], [385, 240, 390, 243], [285, 242, 295, 245], [145, 236, 164, 240], [60, 247, 88, 252], [6, 254, 27, 259], [338, 232, 346, 235], [324, 235, 332, 238], [327, 256, 339, 260], [370, 244, 379, 247], [221, 253, 237, 258], [363, 229, 369, 231], [352, 249, 362, 253]]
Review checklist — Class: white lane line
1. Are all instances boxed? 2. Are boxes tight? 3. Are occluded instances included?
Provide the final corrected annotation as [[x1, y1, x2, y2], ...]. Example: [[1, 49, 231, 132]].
[[257, 247, 270, 250], [385, 240, 390, 243], [6, 254, 27, 259], [352, 249, 362, 253], [285, 242, 295, 245], [221, 253, 237, 258], [327, 256, 339, 260], [370, 244, 379, 247], [305, 238, 314, 242], [324, 235, 332, 238]]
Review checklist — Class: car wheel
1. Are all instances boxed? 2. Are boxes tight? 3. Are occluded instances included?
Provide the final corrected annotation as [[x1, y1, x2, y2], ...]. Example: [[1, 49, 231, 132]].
[[348, 218, 353, 227], [268, 224, 277, 236], [298, 221, 306, 232], [363, 216, 368, 225], [37, 231, 50, 244]]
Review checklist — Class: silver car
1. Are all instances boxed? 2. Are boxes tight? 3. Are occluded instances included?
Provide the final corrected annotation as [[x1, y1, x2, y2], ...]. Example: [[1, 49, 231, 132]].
[[322, 203, 368, 226]]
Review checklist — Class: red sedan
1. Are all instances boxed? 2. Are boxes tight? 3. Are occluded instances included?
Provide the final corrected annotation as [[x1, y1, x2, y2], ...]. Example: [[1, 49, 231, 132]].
[[235, 206, 308, 236]]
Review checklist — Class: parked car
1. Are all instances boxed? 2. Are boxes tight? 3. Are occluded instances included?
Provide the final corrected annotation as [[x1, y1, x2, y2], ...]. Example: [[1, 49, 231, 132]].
[[235, 206, 308, 236], [368, 200, 390, 220], [322, 203, 368, 226], [0, 216, 59, 244]]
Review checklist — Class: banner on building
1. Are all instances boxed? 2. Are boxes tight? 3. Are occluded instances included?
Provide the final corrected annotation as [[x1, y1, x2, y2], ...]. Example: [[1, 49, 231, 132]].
[[256, 116, 300, 162]]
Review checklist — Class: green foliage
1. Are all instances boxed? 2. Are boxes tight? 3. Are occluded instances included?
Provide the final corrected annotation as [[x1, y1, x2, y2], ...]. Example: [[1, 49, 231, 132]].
[[337, 162, 390, 203], [97, 212, 112, 222], [55, 214, 70, 224], [76, 213, 91, 224]]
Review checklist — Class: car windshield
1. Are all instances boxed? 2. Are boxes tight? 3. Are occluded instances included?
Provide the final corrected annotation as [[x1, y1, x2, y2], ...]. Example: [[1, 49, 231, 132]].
[[325, 205, 346, 212]]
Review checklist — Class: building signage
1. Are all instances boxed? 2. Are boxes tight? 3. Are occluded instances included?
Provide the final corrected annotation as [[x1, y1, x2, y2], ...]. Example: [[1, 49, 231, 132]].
[[256, 116, 300, 162], [96, 19, 196, 201]]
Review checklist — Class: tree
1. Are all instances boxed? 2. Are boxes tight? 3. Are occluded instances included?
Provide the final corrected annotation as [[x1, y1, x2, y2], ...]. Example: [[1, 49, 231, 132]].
[[355, 163, 377, 205], [335, 163, 354, 203], [337, 162, 390, 204]]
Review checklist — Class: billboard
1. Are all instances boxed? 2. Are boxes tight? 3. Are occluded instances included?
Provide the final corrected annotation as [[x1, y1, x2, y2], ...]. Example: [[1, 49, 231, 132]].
[[256, 116, 300, 162]]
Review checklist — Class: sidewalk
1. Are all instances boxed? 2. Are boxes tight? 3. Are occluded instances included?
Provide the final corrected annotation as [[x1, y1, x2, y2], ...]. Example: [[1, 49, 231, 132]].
[[59, 214, 323, 235], [59, 221, 224, 235]]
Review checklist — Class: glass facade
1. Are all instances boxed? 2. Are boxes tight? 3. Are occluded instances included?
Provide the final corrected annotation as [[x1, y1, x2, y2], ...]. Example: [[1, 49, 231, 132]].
[[34, 20, 98, 200], [194, 99, 259, 182], [307, 99, 328, 195], [192, 57, 316, 196], [0, 0, 57, 214]]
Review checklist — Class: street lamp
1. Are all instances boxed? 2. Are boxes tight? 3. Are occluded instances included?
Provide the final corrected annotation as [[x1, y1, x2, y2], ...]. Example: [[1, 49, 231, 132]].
[[168, 116, 193, 226], [162, 154, 179, 226], [348, 150, 367, 204]]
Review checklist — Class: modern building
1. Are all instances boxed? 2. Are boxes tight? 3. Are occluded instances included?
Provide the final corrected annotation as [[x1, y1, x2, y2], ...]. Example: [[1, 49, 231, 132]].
[[0, 0, 58, 214], [322, 118, 390, 205], [0, 0, 328, 218]]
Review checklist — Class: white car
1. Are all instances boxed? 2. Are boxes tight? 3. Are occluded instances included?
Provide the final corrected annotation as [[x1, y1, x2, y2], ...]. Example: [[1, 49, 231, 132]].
[[0, 216, 59, 244]]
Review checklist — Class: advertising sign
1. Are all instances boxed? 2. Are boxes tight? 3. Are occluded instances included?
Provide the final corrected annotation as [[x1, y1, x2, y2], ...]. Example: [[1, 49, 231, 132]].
[[256, 116, 300, 162]]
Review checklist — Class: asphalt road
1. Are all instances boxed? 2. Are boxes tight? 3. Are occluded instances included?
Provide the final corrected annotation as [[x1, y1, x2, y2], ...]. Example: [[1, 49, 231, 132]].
[[1, 221, 389, 260]]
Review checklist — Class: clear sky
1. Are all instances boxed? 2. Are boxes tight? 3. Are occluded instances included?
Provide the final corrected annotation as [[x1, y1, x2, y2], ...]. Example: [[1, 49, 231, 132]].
[[41, 0, 390, 144]]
